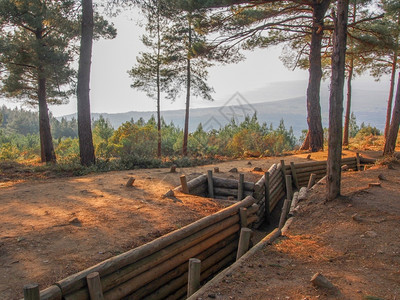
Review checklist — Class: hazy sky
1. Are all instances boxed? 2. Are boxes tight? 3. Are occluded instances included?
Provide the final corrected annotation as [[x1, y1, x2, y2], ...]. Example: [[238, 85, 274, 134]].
[[0, 8, 392, 117]]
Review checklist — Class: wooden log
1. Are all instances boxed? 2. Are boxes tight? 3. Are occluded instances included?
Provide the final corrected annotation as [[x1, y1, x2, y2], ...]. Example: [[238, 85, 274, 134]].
[[270, 184, 284, 204], [238, 173, 244, 200], [297, 169, 326, 179], [359, 156, 376, 164], [100, 216, 240, 294], [125, 177, 135, 187], [356, 153, 361, 171], [236, 228, 252, 260], [133, 236, 237, 300], [207, 170, 214, 198], [269, 175, 284, 195], [264, 171, 271, 224], [86, 272, 104, 300], [24, 284, 40, 300], [214, 187, 252, 198], [253, 175, 265, 194], [189, 184, 207, 196], [291, 160, 326, 169], [57, 196, 255, 297], [290, 162, 299, 189], [180, 175, 189, 194], [280, 160, 287, 180], [270, 190, 285, 212], [187, 258, 201, 298], [39, 286, 62, 300], [341, 156, 357, 163], [247, 215, 259, 226], [239, 208, 248, 228], [102, 225, 240, 300], [285, 175, 293, 201], [140, 239, 237, 300], [278, 199, 290, 229], [307, 173, 317, 189], [294, 164, 327, 174], [246, 204, 259, 217], [187, 174, 207, 191], [212, 177, 255, 191]]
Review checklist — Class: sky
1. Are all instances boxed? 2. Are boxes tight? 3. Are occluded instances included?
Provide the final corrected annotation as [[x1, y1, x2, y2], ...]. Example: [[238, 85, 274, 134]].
[[0, 7, 392, 117]]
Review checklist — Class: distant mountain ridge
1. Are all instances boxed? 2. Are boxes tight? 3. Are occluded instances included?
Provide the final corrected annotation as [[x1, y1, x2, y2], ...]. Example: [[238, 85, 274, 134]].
[[61, 80, 389, 137]]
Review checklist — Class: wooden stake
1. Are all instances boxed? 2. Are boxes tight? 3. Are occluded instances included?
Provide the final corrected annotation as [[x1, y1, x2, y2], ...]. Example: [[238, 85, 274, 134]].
[[285, 175, 293, 201], [280, 160, 286, 181], [356, 153, 361, 171], [207, 170, 214, 198], [180, 175, 189, 194], [264, 171, 271, 224], [238, 173, 244, 200], [307, 173, 317, 189], [236, 228, 252, 260], [187, 258, 201, 298], [311, 272, 336, 290], [278, 199, 290, 229], [170, 165, 177, 173], [213, 167, 219, 173], [125, 177, 135, 187], [290, 162, 299, 189], [23, 284, 40, 300], [239, 207, 248, 228], [87, 272, 104, 300]]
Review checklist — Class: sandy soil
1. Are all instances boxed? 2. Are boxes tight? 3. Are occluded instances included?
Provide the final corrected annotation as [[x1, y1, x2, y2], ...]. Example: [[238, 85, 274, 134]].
[[192, 162, 400, 300], [0, 150, 380, 299]]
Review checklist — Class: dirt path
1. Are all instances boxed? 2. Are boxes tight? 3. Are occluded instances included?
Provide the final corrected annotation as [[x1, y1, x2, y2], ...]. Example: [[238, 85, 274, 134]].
[[0, 150, 378, 299], [192, 162, 400, 300]]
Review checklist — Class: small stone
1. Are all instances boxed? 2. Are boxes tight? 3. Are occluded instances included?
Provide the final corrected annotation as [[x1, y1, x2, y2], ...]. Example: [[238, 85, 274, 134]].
[[208, 294, 216, 299], [253, 167, 263, 172], [365, 230, 378, 238], [162, 189, 175, 198], [69, 217, 82, 227], [247, 161, 252, 165], [229, 168, 238, 173], [378, 174, 387, 181]]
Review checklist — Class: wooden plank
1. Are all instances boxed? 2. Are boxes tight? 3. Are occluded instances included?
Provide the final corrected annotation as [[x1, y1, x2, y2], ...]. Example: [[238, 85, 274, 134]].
[[207, 170, 214, 198]]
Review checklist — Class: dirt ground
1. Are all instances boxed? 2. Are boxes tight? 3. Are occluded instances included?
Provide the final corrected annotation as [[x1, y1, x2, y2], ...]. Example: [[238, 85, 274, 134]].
[[193, 160, 400, 300], [0, 150, 382, 299]]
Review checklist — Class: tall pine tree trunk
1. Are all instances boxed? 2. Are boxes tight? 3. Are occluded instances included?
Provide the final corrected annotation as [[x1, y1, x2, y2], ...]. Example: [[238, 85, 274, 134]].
[[182, 19, 192, 157], [156, 10, 162, 158], [327, 0, 349, 201], [343, 58, 354, 146], [304, 0, 331, 152], [38, 76, 56, 163], [77, 0, 96, 166], [384, 54, 398, 141], [383, 73, 400, 155]]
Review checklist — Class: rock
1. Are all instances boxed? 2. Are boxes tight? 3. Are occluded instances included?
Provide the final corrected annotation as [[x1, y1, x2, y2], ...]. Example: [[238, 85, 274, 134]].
[[247, 161, 252, 165], [378, 173, 387, 181], [162, 189, 174, 198], [229, 168, 238, 173], [306, 154, 311, 160], [252, 167, 263, 172], [69, 217, 82, 227], [365, 230, 378, 238], [208, 294, 216, 299], [310, 272, 336, 290]]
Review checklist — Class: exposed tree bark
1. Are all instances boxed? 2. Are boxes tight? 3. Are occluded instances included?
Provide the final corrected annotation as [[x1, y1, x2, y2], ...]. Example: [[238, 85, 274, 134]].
[[77, 0, 96, 166], [299, 131, 310, 150], [383, 73, 400, 155], [38, 76, 56, 163], [156, 8, 162, 158], [327, 0, 349, 201], [36, 29, 56, 163], [305, 0, 331, 152], [384, 54, 398, 141], [182, 17, 192, 157], [343, 57, 353, 146]]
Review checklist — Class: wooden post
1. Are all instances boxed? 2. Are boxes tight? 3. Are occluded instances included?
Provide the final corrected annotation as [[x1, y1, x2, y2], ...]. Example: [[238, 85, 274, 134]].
[[125, 177, 135, 187], [278, 199, 290, 229], [285, 175, 293, 201], [290, 162, 299, 189], [187, 258, 201, 297], [87, 272, 104, 300], [307, 173, 317, 189], [170, 165, 177, 173], [180, 175, 189, 194], [356, 153, 361, 171], [23, 284, 40, 300], [264, 171, 271, 224], [236, 228, 252, 260], [207, 170, 214, 198], [239, 207, 248, 228], [238, 173, 244, 200], [280, 160, 286, 181]]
